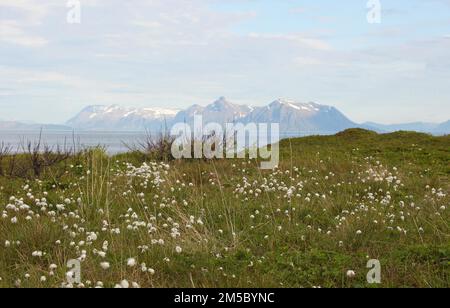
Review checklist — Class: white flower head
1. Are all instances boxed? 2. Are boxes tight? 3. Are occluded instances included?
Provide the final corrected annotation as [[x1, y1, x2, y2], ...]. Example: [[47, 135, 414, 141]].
[[100, 262, 110, 270], [127, 258, 137, 267], [346, 270, 356, 278]]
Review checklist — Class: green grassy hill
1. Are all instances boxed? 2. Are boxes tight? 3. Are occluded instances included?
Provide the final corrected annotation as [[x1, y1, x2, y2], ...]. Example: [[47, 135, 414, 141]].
[[0, 129, 448, 288]]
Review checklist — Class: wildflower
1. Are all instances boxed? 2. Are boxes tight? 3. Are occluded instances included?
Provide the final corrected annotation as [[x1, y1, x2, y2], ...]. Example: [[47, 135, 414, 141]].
[[356, 230, 363, 235], [127, 258, 137, 267], [100, 262, 110, 270], [175, 246, 183, 254], [102, 241, 109, 251], [32, 251, 43, 257], [87, 232, 98, 242], [346, 270, 356, 278]]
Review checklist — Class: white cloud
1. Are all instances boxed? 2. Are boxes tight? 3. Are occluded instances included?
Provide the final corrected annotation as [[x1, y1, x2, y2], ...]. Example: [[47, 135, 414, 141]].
[[0, 20, 48, 47], [0, 66, 89, 88], [248, 33, 331, 51], [0, 0, 50, 18], [0, 0, 55, 47], [293, 57, 324, 66]]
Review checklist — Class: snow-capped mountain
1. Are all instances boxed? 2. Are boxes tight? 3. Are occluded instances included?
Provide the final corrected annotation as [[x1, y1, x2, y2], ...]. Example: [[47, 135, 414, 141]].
[[243, 99, 357, 135], [66, 105, 179, 131], [172, 97, 253, 125], [66, 97, 356, 134], [62, 98, 450, 135]]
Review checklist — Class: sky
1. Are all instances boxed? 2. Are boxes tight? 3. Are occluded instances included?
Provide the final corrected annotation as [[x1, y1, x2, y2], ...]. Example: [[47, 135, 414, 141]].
[[0, 0, 449, 125]]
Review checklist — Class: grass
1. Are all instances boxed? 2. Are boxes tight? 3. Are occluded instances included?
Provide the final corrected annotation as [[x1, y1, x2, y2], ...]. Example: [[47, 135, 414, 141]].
[[0, 129, 448, 288]]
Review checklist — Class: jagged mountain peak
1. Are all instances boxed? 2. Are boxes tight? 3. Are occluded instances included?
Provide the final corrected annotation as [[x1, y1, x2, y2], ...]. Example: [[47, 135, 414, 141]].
[[244, 99, 356, 134], [210, 97, 233, 110], [208, 97, 249, 110], [173, 97, 252, 124]]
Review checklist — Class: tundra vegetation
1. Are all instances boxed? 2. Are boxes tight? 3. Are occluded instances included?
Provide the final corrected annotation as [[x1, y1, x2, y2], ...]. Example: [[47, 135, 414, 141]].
[[0, 129, 448, 288]]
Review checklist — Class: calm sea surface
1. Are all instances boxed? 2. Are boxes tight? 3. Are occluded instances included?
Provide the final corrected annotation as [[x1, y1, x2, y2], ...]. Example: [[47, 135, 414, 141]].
[[0, 130, 319, 154], [0, 131, 149, 154]]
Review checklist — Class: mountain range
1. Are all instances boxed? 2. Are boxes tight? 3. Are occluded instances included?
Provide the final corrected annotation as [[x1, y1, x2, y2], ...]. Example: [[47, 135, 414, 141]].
[[65, 97, 360, 135], [362, 121, 450, 135], [1, 97, 449, 136]]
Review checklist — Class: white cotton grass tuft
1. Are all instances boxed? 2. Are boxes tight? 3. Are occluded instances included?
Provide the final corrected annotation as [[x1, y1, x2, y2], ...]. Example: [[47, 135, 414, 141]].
[[32, 251, 43, 257], [127, 258, 137, 267], [346, 270, 356, 278], [100, 262, 110, 270], [120, 280, 130, 288]]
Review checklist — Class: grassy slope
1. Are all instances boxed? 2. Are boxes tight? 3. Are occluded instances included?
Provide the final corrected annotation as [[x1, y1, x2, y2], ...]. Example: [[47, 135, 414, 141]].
[[0, 129, 448, 288]]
